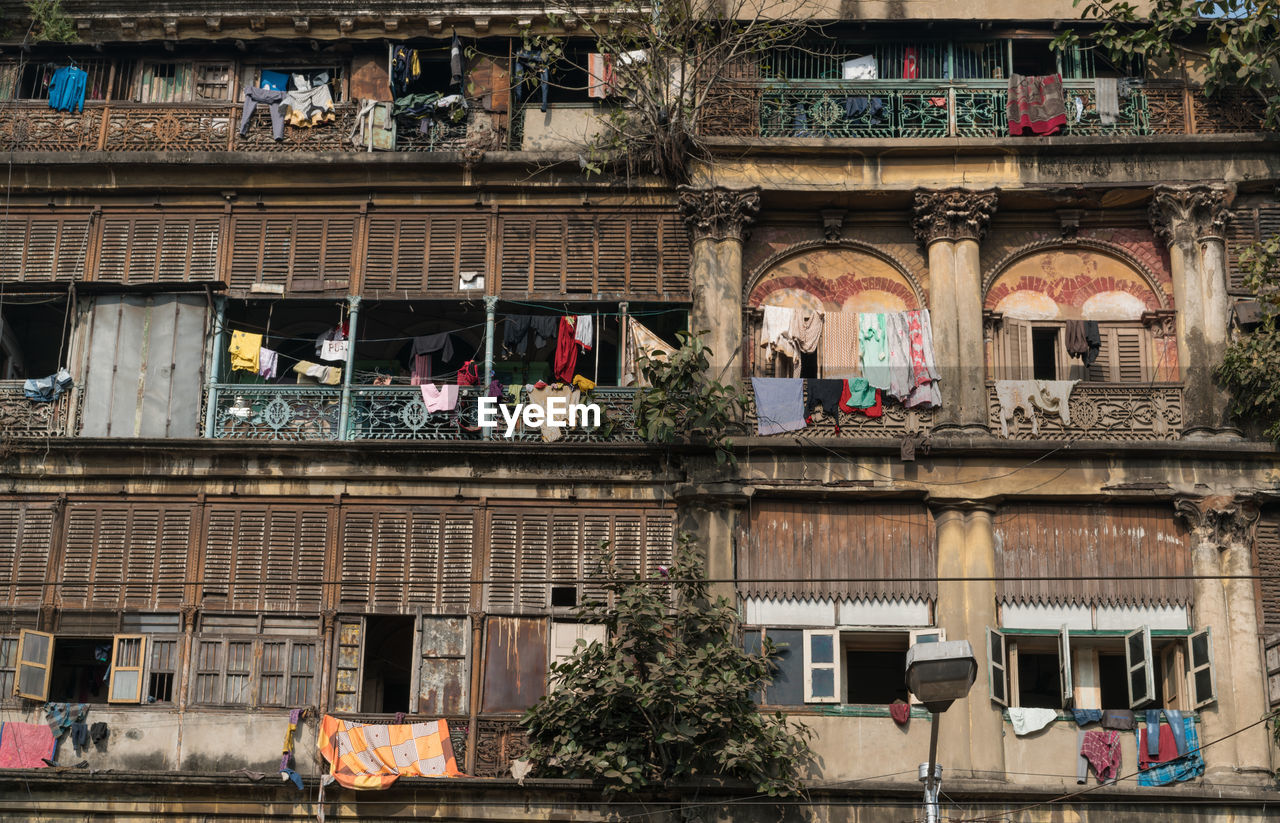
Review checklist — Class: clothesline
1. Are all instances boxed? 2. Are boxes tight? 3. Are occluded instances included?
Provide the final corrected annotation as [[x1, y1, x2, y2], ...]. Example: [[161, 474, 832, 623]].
[[222, 319, 489, 345]]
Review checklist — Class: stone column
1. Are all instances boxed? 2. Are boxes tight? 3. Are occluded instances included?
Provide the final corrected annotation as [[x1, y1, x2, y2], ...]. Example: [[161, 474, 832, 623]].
[[678, 186, 761, 385], [1175, 496, 1272, 780], [932, 504, 1004, 779], [1149, 185, 1232, 435], [911, 189, 998, 431], [676, 483, 749, 604]]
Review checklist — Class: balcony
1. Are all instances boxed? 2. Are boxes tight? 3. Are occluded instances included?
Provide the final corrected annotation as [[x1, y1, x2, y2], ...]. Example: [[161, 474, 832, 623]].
[[986, 383, 1183, 441], [743, 384, 936, 439], [701, 80, 1260, 140], [0, 381, 74, 438], [208, 385, 643, 443]]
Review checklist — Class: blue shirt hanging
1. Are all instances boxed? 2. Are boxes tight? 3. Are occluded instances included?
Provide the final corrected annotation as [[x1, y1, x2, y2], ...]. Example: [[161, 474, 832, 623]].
[[48, 65, 88, 113]]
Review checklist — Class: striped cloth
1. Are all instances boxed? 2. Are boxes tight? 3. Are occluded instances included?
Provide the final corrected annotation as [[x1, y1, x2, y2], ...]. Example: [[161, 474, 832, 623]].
[[1135, 716, 1203, 787], [317, 715, 462, 790], [821, 310, 861, 378]]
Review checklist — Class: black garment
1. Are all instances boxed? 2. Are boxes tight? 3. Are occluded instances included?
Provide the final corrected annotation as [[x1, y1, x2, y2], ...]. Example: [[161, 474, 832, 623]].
[[1083, 321, 1102, 367], [70, 722, 89, 756], [89, 722, 109, 751], [411, 332, 454, 362], [502, 315, 559, 356], [1100, 709, 1136, 731], [805, 379, 845, 418]]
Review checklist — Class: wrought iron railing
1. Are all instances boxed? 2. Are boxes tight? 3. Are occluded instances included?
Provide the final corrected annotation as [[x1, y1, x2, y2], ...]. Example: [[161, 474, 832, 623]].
[[743, 384, 935, 439], [208, 384, 644, 443], [987, 383, 1183, 441], [0, 380, 72, 437]]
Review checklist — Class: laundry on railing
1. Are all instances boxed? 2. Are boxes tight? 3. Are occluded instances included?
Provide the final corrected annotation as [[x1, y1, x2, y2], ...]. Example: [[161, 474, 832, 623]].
[[239, 86, 287, 140], [22, 368, 73, 403], [282, 72, 335, 128], [1007, 73, 1067, 136], [48, 65, 87, 113], [992, 379, 1077, 436]]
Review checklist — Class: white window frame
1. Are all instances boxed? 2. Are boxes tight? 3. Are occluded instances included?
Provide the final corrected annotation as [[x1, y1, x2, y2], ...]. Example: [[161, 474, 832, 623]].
[[1187, 627, 1216, 709], [802, 628, 840, 704], [986, 627, 1007, 707], [1125, 626, 1155, 709], [1058, 625, 1073, 708]]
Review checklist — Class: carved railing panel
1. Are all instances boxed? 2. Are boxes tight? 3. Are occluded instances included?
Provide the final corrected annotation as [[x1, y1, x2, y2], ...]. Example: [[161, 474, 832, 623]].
[[346, 386, 483, 440], [473, 718, 530, 779], [1060, 84, 1150, 136], [212, 385, 341, 440], [0, 105, 102, 151], [103, 104, 231, 151], [0, 381, 72, 437], [987, 383, 1183, 441], [744, 385, 935, 439]]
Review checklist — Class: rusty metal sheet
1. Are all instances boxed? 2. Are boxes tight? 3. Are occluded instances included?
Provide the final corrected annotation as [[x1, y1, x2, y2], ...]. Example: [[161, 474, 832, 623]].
[[419, 658, 468, 716], [993, 503, 1191, 607], [482, 617, 546, 713], [738, 500, 936, 603]]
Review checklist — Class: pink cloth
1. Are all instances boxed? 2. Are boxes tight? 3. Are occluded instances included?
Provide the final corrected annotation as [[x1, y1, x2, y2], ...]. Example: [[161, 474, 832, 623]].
[[0, 722, 54, 768], [419, 383, 458, 413], [889, 702, 910, 726], [1081, 730, 1121, 780], [410, 354, 432, 387]]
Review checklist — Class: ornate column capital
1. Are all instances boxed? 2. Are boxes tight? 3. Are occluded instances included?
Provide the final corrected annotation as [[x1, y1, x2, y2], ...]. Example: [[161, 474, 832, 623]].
[[1141, 309, 1178, 339], [911, 187, 998, 246], [1174, 494, 1260, 549], [677, 186, 761, 243], [1149, 184, 1232, 245]]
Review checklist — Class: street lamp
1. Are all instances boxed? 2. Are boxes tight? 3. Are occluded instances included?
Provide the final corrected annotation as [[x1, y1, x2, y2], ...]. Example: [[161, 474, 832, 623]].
[[905, 640, 978, 823]]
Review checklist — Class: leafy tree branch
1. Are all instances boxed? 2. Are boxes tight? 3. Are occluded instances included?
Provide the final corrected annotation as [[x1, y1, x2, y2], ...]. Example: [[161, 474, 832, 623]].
[[1216, 236, 1280, 440]]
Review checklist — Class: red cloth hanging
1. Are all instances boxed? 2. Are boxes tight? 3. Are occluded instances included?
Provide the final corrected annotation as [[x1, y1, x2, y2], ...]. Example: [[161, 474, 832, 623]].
[[553, 316, 579, 383], [902, 47, 919, 80]]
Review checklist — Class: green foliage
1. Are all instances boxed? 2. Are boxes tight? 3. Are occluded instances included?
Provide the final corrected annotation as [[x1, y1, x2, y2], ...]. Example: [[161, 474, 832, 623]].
[[632, 330, 745, 465], [518, 0, 809, 183], [26, 0, 77, 44], [521, 533, 813, 797], [1052, 0, 1280, 127], [1216, 235, 1280, 440]]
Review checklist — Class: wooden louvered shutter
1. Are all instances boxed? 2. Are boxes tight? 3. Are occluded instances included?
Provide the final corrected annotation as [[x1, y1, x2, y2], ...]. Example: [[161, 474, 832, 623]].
[[0, 214, 91, 282], [340, 508, 375, 606], [0, 502, 55, 606], [123, 507, 160, 608], [532, 217, 566, 293], [645, 510, 676, 577], [1113, 327, 1147, 383], [201, 508, 235, 602], [1227, 207, 1258, 293], [994, 319, 1032, 381], [487, 510, 519, 612], [292, 214, 357, 288], [440, 511, 474, 611], [1259, 513, 1280, 632], [425, 216, 461, 292], [333, 618, 363, 713], [486, 509, 549, 613], [230, 509, 268, 610], [629, 217, 661, 294], [156, 508, 191, 606], [659, 214, 691, 294], [581, 513, 613, 605], [459, 216, 489, 285], [371, 511, 409, 609], [228, 215, 267, 289], [406, 510, 441, 609], [499, 216, 532, 292], [519, 513, 549, 611], [263, 508, 327, 612], [597, 217, 628, 294], [566, 215, 596, 293], [364, 215, 426, 292]]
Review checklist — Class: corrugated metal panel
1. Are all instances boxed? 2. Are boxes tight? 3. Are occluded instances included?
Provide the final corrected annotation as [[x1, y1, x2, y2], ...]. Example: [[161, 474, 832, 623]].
[[738, 500, 936, 603], [79, 294, 207, 438], [481, 616, 546, 713], [1258, 511, 1280, 632], [419, 616, 469, 716], [994, 503, 1192, 607]]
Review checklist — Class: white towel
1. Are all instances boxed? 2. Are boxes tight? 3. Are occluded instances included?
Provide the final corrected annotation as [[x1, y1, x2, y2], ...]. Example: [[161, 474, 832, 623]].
[[1008, 707, 1058, 736], [574, 315, 594, 350]]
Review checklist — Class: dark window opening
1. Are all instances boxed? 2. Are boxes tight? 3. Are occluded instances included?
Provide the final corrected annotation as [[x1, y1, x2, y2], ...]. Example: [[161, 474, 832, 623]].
[[799, 349, 819, 379], [1031, 328, 1058, 381], [845, 648, 909, 705], [1011, 41, 1058, 76], [1, 298, 73, 380], [1097, 652, 1127, 709], [1016, 651, 1061, 709], [48, 638, 111, 703], [551, 586, 578, 608], [360, 615, 414, 713]]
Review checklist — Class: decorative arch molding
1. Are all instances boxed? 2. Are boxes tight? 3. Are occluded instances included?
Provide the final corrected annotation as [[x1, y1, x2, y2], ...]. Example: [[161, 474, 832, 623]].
[[982, 237, 1170, 311], [743, 239, 927, 307]]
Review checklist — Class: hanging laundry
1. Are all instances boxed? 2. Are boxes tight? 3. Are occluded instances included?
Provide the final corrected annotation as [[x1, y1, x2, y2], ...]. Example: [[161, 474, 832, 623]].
[[317, 715, 461, 790], [420, 383, 459, 413], [411, 332, 454, 363], [259, 70, 290, 92], [839, 377, 879, 415], [48, 65, 87, 113], [456, 360, 479, 387], [1064, 319, 1088, 359], [450, 32, 465, 88], [258, 348, 279, 380], [239, 87, 287, 140], [859, 313, 890, 390], [1072, 709, 1103, 727], [841, 55, 877, 80], [821, 310, 861, 378], [282, 73, 335, 128], [524, 383, 580, 442], [1007, 707, 1057, 736], [587, 53, 616, 98], [391, 46, 422, 98], [410, 354, 432, 386], [574, 315, 594, 351], [486, 378, 505, 398], [902, 47, 919, 80], [884, 311, 914, 401], [571, 374, 596, 392], [0, 722, 54, 768], [1083, 321, 1101, 366], [554, 316, 579, 383], [889, 701, 910, 726], [623, 317, 676, 387], [751, 378, 805, 435], [759, 305, 799, 369], [788, 309, 824, 355], [314, 327, 346, 358], [1007, 73, 1067, 135], [292, 360, 341, 386], [320, 338, 349, 362], [1137, 716, 1203, 786], [903, 309, 941, 409], [1101, 709, 1136, 731], [23, 368, 73, 402], [514, 50, 550, 113], [992, 379, 1077, 437], [229, 330, 263, 373], [1080, 730, 1121, 782], [1095, 77, 1120, 125], [805, 379, 845, 426]]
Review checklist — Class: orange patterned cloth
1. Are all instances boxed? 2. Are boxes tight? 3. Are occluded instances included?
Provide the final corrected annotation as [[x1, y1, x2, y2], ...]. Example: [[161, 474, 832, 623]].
[[317, 715, 462, 790]]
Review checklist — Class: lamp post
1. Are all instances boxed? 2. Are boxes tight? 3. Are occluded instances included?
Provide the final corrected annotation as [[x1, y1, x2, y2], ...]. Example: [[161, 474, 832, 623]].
[[905, 640, 978, 823]]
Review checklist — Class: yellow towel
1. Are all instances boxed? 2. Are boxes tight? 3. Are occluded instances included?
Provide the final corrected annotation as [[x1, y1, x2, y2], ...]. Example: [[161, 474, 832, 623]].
[[571, 374, 596, 392], [229, 331, 262, 373]]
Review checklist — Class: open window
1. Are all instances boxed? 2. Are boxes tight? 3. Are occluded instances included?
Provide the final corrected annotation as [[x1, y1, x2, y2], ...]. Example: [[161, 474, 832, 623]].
[[107, 635, 146, 703], [548, 621, 607, 691], [992, 319, 1152, 383], [987, 628, 1007, 706], [1188, 628, 1216, 709], [1125, 626, 1155, 709], [15, 629, 53, 700], [333, 614, 471, 716]]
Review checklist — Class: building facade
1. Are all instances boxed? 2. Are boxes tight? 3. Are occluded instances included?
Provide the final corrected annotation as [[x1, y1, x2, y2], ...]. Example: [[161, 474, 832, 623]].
[[0, 1, 1277, 820]]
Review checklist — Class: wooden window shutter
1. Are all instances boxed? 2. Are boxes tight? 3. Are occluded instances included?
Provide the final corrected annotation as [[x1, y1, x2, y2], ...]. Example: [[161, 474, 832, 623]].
[[426, 216, 461, 292], [440, 512, 474, 611], [612, 513, 644, 579], [459, 216, 489, 285], [295, 510, 328, 612], [1227, 207, 1258, 293], [629, 217, 661, 294], [264, 508, 327, 612], [485, 508, 549, 613], [260, 217, 296, 288], [63, 504, 196, 610], [597, 217, 628, 294], [499, 216, 533, 292], [363, 214, 413, 292], [230, 212, 358, 291], [96, 215, 166, 283], [157, 508, 191, 606], [519, 512, 549, 612], [532, 217, 566, 293], [659, 214, 691, 294], [201, 508, 235, 601], [107, 635, 146, 703], [552, 512, 583, 607], [1113, 327, 1147, 383], [230, 508, 268, 610], [371, 511, 409, 609], [644, 511, 676, 577], [486, 510, 519, 611], [1260, 514, 1280, 631], [340, 509, 374, 605], [228, 214, 267, 289], [406, 510, 442, 609], [581, 513, 613, 605], [0, 214, 91, 282], [15, 629, 54, 700], [565, 215, 596, 293], [995, 319, 1032, 381], [123, 507, 160, 607], [333, 618, 364, 713], [0, 501, 56, 607]]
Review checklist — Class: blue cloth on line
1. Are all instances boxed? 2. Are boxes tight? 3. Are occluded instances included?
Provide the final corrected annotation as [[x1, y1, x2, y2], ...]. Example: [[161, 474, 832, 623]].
[[1072, 709, 1103, 726], [1136, 716, 1203, 787], [1145, 709, 1162, 756], [751, 378, 806, 435], [281, 768, 304, 790], [1164, 709, 1187, 757], [48, 66, 87, 113]]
